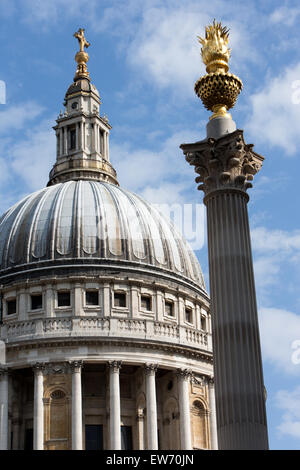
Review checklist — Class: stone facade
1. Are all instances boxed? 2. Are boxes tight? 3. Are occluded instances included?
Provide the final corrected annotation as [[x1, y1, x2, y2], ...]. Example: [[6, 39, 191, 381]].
[[0, 35, 217, 450]]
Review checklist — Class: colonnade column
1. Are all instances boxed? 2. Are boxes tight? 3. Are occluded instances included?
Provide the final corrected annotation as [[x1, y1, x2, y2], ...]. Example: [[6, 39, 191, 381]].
[[145, 363, 158, 450], [177, 368, 192, 450], [0, 367, 8, 450], [71, 361, 83, 450], [33, 363, 44, 450], [108, 361, 122, 450], [181, 130, 268, 449], [208, 377, 218, 450]]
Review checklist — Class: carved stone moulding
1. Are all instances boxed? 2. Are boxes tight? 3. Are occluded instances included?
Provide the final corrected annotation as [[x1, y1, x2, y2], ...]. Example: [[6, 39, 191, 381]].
[[181, 129, 264, 201]]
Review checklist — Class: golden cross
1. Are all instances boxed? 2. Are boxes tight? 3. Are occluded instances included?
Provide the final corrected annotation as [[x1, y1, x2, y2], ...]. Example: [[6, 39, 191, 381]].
[[74, 28, 90, 52]]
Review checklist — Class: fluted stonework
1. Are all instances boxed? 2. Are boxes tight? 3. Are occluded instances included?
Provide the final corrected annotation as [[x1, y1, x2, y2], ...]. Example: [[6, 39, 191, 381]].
[[181, 129, 268, 450]]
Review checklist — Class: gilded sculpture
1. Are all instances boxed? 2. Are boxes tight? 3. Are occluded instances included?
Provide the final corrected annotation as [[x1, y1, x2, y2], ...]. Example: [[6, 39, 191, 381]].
[[73, 28, 90, 80], [195, 20, 242, 120]]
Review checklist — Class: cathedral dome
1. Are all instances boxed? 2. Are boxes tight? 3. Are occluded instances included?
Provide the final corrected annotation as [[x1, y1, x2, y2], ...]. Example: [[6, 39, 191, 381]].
[[0, 180, 205, 290]]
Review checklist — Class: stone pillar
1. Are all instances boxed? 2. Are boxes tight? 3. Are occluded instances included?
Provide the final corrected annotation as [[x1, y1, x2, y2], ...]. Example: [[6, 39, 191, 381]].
[[106, 131, 110, 161], [208, 377, 218, 450], [103, 283, 110, 317], [71, 361, 83, 450], [136, 409, 145, 450], [18, 289, 27, 321], [59, 128, 63, 157], [145, 363, 158, 450], [33, 363, 44, 450], [181, 129, 268, 449], [45, 285, 54, 318], [177, 369, 192, 450], [64, 127, 68, 155], [108, 361, 122, 450], [75, 122, 79, 150], [0, 367, 8, 450], [81, 121, 85, 151], [74, 283, 82, 316]]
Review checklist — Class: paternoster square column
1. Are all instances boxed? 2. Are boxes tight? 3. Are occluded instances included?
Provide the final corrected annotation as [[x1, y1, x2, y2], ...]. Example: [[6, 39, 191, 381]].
[[180, 20, 268, 450]]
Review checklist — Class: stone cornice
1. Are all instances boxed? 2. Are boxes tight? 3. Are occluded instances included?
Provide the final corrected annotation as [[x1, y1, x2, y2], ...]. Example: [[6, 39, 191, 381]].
[[4, 337, 213, 365], [180, 129, 264, 201], [0, 260, 209, 301]]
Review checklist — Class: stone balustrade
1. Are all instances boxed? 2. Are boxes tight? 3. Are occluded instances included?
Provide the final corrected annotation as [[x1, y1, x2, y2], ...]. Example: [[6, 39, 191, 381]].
[[0, 316, 212, 351]]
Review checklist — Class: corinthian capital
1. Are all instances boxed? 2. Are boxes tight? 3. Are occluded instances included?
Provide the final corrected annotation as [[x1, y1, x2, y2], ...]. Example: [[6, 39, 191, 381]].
[[108, 360, 122, 373], [144, 363, 158, 376], [176, 368, 193, 381], [180, 129, 264, 200]]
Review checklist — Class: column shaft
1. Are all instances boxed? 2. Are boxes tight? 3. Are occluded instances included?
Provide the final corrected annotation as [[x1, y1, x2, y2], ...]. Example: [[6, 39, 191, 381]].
[[71, 362, 83, 450], [33, 365, 44, 450], [145, 364, 158, 450], [109, 361, 121, 450], [206, 191, 268, 449], [64, 127, 68, 155], [0, 369, 8, 450], [177, 370, 192, 450], [208, 378, 218, 450]]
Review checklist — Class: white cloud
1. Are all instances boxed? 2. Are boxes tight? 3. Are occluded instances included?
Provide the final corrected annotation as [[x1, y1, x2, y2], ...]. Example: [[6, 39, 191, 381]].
[[259, 307, 300, 375], [0, 102, 44, 135], [110, 127, 203, 194], [251, 226, 300, 302], [254, 256, 281, 289], [251, 226, 300, 253], [276, 387, 300, 441], [0, 102, 55, 213], [270, 5, 300, 26], [125, 2, 259, 95], [247, 62, 300, 155], [21, 0, 97, 26], [10, 118, 55, 191]]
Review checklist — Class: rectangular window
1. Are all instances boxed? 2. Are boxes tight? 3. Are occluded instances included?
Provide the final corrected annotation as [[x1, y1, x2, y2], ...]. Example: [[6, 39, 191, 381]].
[[86, 291, 99, 306], [7, 299, 16, 315], [24, 428, 33, 451], [121, 426, 133, 450], [114, 292, 126, 308], [69, 128, 76, 150], [57, 291, 71, 307], [141, 295, 152, 311], [185, 308, 192, 323], [201, 316, 206, 331], [85, 425, 103, 451], [165, 300, 174, 317], [100, 129, 105, 155], [31, 294, 43, 310]]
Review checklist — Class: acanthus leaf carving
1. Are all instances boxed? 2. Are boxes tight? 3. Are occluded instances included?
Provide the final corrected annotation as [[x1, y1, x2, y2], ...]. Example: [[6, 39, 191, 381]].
[[181, 130, 264, 198]]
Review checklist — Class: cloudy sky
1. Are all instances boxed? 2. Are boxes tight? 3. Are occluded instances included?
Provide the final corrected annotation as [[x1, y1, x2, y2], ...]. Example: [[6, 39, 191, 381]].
[[0, 0, 300, 450]]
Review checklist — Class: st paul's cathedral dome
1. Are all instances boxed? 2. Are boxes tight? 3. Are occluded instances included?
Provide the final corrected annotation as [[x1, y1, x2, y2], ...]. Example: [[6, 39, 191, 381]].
[[0, 29, 215, 452]]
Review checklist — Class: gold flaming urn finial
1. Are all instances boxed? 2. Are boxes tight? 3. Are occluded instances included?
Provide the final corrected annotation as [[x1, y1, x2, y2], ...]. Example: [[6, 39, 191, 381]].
[[195, 20, 243, 120], [73, 28, 91, 81]]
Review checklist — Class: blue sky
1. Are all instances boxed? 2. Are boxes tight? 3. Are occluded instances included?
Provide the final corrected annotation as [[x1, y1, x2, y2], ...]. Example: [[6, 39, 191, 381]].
[[0, 0, 300, 450]]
